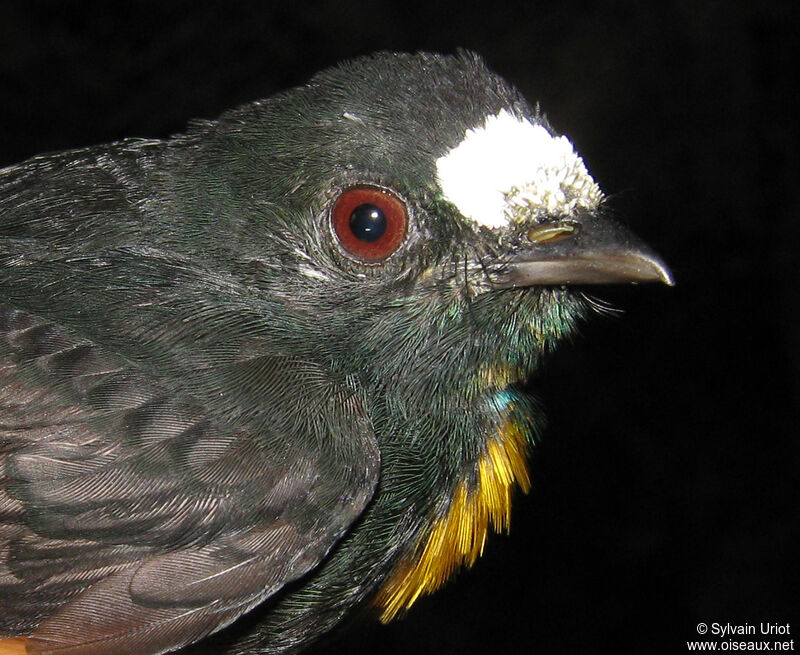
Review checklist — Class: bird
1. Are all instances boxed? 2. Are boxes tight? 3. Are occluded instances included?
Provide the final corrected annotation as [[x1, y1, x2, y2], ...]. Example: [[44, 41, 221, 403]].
[[0, 51, 672, 655]]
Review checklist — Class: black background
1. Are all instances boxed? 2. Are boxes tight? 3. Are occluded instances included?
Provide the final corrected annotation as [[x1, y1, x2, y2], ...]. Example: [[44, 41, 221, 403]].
[[1, 2, 797, 653]]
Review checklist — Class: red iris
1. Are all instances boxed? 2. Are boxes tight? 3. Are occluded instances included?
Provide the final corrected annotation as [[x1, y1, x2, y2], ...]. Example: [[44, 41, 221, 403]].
[[331, 186, 407, 261]]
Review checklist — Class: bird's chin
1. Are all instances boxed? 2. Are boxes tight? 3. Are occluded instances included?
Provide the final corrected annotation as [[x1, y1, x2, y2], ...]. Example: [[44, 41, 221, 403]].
[[470, 285, 590, 355]]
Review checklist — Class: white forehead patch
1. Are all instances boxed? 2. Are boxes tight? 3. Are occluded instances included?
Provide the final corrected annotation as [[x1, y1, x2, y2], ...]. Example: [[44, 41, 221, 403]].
[[435, 109, 603, 229]]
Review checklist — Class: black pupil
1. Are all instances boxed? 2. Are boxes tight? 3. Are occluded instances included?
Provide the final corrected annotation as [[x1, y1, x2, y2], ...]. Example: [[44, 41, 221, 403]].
[[349, 203, 387, 242]]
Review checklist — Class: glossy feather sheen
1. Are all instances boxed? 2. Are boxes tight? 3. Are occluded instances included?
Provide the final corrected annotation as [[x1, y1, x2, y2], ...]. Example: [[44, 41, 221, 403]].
[[374, 409, 531, 621], [0, 51, 626, 655], [0, 301, 380, 654]]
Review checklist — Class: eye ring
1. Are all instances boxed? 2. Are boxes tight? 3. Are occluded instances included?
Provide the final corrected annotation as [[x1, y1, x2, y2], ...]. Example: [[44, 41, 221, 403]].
[[331, 186, 408, 261]]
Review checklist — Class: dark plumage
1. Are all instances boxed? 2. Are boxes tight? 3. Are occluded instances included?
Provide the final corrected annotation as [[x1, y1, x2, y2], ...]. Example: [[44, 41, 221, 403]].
[[0, 52, 670, 655]]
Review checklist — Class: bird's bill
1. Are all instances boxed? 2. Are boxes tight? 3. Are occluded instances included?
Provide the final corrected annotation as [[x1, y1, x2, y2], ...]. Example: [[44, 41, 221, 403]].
[[494, 215, 674, 288]]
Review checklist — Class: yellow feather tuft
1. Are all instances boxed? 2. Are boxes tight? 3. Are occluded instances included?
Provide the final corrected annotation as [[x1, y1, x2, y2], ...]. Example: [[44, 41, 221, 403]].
[[374, 415, 531, 622]]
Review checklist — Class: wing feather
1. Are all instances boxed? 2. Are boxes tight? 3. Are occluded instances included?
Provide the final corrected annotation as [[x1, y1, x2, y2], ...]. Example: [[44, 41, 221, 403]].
[[0, 140, 380, 653], [0, 304, 379, 653]]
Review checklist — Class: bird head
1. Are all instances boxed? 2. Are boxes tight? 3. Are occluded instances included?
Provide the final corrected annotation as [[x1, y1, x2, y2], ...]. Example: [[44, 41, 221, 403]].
[[163, 51, 671, 405], [0, 52, 674, 650]]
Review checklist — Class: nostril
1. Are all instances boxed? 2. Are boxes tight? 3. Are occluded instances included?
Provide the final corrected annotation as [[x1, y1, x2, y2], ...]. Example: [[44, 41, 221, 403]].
[[527, 223, 579, 244]]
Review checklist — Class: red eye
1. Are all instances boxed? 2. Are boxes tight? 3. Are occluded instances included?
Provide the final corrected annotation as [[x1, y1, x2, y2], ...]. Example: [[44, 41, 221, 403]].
[[331, 186, 408, 261]]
